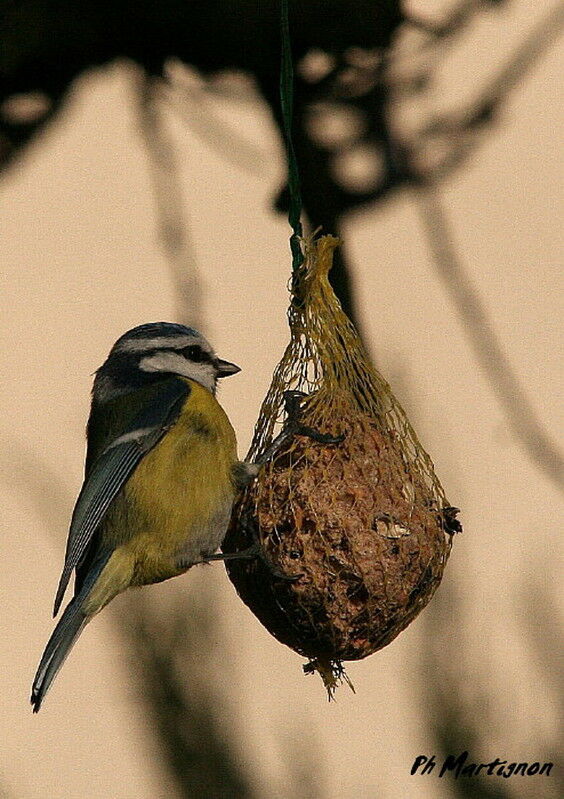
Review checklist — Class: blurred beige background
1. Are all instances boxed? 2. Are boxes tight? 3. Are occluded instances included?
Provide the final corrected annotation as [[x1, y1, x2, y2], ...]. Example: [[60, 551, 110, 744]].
[[1, 2, 562, 797]]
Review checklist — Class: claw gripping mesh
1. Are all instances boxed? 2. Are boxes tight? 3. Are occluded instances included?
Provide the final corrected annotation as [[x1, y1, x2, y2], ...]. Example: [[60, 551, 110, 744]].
[[224, 235, 456, 695]]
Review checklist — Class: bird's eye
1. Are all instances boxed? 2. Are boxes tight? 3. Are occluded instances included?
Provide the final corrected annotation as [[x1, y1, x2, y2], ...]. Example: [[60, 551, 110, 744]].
[[182, 345, 207, 362]]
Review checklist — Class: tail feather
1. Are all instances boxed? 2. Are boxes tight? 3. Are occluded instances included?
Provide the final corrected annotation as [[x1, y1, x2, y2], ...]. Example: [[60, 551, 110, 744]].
[[31, 550, 111, 712], [31, 602, 87, 712]]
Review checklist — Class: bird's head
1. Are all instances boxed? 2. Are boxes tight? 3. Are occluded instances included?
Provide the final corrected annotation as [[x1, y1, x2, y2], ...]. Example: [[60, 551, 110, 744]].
[[93, 322, 240, 402]]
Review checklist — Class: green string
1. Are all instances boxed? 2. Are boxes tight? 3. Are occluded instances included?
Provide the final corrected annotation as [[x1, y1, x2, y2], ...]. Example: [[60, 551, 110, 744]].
[[279, 0, 305, 297]]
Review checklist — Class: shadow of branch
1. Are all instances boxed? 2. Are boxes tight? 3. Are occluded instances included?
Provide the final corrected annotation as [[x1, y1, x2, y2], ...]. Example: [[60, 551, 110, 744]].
[[421, 581, 561, 798], [122, 586, 258, 799]]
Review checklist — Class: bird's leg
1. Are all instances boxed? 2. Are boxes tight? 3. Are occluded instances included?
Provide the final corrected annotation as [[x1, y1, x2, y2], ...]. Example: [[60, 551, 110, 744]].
[[230, 391, 344, 493], [199, 512, 301, 581], [255, 390, 345, 468]]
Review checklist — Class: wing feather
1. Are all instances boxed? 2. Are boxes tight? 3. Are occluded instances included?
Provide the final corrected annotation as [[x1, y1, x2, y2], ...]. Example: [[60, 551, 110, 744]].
[[53, 378, 189, 616]]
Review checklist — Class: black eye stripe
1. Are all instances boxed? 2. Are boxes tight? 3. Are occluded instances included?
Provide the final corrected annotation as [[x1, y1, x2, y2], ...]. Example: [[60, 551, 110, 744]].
[[133, 345, 212, 362], [178, 344, 211, 362]]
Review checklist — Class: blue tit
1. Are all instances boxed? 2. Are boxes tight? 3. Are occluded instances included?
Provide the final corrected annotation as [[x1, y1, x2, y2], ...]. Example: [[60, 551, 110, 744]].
[[31, 322, 245, 712]]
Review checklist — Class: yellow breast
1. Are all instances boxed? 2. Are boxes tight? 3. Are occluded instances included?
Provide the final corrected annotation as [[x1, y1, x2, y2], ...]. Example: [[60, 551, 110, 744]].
[[101, 378, 238, 585]]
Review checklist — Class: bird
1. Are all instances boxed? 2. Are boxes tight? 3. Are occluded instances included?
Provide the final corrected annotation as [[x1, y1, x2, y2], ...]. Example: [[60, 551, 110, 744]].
[[31, 322, 246, 712]]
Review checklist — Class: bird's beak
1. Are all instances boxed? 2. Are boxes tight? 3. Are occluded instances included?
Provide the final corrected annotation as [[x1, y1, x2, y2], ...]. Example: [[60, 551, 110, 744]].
[[216, 358, 241, 378]]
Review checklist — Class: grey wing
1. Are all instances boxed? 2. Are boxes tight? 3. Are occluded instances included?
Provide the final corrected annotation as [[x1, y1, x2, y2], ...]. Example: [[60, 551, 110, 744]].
[[53, 378, 189, 616]]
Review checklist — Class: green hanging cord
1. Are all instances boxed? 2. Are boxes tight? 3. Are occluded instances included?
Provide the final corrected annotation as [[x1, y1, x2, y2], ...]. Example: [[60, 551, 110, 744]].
[[279, 0, 305, 300]]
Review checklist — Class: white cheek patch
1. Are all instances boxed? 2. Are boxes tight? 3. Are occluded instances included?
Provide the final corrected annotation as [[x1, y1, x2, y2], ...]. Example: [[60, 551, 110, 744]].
[[140, 352, 216, 393], [140, 351, 190, 374]]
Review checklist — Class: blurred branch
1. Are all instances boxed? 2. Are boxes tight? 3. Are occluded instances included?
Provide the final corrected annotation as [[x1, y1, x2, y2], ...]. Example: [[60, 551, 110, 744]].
[[163, 68, 269, 177], [276, 715, 326, 799], [126, 585, 327, 799], [408, 0, 505, 42], [415, 184, 564, 490], [124, 587, 258, 799], [0, 435, 71, 534], [422, 578, 563, 798], [470, 1, 564, 113], [421, 586, 512, 799], [521, 581, 564, 713], [410, 2, 564, 181], [520, 579, 564, 794], [134, 68, 206, 332]]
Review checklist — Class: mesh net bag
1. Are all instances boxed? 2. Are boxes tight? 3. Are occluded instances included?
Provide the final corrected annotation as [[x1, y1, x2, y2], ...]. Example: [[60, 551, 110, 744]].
[[223, 234, 459, 694]]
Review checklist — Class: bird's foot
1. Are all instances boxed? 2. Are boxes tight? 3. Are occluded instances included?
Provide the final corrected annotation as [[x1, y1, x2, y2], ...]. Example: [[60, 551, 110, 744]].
[[256, 390, 345, 467], [201, 543, 301, 581], [234, 391, 344, 489]]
